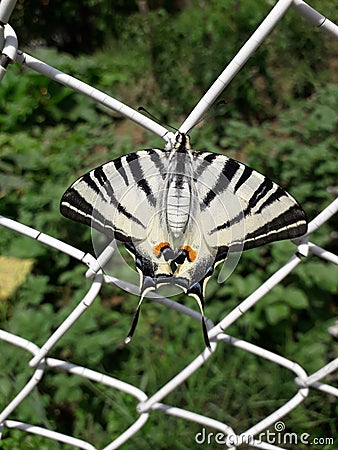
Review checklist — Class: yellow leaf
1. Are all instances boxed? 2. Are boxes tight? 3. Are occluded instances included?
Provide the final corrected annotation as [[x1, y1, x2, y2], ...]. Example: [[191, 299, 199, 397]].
[[0, 256, 35, 301]]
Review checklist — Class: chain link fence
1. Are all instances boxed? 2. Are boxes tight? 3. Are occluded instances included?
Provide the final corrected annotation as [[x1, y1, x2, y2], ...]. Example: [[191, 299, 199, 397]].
[[1, 0, 337, 448]]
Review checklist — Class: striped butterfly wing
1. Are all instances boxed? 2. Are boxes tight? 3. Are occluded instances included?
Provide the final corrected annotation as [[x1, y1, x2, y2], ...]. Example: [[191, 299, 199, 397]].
[[173, 150, 307, 305], [61, 149, 168, 240], [60, 149, 175, 281], [194, 151, 307, 251]]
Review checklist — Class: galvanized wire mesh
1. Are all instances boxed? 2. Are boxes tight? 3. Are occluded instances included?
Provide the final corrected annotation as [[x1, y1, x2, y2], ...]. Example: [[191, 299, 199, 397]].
[[1, 1, 337, 448]]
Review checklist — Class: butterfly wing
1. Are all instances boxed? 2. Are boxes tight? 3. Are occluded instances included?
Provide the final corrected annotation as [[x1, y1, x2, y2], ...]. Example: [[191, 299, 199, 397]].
[[174, 150, 307, 313], [194, 150, 307, 251], [60, 149, 174, 282], [61, 150, 164, 240]]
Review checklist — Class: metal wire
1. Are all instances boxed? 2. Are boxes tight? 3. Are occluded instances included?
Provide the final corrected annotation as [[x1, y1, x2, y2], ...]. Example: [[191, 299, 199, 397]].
[[0, 0, 337, 448]]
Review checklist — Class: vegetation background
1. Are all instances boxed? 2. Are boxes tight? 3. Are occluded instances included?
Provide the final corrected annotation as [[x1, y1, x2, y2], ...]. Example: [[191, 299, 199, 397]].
[[0, 0, 337, 449]]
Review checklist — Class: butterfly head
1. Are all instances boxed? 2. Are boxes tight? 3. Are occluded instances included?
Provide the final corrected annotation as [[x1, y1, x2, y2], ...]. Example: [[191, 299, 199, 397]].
[[174, 132, 191, 152]]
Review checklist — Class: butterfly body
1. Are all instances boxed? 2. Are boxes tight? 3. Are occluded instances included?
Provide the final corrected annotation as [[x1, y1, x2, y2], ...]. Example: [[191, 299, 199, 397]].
[[60, 133, 307, 348], [165, 134, 194, 238]]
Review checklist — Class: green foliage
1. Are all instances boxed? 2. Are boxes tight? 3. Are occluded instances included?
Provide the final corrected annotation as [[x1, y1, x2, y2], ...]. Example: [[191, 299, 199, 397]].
[[116, 0, 337, 120], [12, 0, 139, 54], [0, 48, 107, 132], [1, 2, 337, 449]]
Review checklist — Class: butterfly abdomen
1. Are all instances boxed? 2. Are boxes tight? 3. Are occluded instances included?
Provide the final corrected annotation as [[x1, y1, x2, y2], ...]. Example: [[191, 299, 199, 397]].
[[166, 174, 192, 238], [165, 136, 194, 238]]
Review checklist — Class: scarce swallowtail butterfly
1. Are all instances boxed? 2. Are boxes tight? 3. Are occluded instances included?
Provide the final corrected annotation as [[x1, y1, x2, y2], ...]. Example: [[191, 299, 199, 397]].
[[60, 133, 307, 349]]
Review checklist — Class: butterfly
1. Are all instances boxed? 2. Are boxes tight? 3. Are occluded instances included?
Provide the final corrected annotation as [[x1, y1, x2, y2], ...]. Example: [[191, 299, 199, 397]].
[[60, 133, 307, 348]]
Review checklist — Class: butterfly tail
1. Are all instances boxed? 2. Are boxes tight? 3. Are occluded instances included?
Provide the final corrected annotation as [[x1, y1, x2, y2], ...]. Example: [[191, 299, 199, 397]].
[[186, 281, 211, 350], [125, 275, 156, 344]]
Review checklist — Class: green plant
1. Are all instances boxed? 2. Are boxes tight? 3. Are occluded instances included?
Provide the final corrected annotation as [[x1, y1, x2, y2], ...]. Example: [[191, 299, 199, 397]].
[[1, 3, 337, 447]]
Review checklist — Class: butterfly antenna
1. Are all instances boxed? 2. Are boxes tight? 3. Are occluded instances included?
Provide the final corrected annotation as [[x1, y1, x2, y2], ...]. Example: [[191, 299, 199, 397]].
[[138, 106, 179, 133]]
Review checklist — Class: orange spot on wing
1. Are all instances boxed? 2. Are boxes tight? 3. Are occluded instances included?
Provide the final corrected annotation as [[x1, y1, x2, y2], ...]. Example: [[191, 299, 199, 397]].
[[181, 245, 197, 262], [153, 242, 171, 257]]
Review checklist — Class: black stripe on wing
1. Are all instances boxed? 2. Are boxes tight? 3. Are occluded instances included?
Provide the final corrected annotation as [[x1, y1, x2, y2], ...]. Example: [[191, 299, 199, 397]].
[[201, 158, 240, 210], [60, 186, 94, 225], [241, 204, 307, 250], [61, 186, 118, 239], [233, 165, 252, 192], [126, 153, 157, 207], [112, 157, 128, 185], [211, 201, 306, 247], [146, 149, 169, 179], [193, 152, 218, 180], [245, 178, 274, 212], [255, 186, 286, 215], [86, 167, 146, 228]]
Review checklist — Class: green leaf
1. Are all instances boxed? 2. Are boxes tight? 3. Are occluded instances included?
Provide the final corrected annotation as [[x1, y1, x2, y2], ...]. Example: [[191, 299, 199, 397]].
[[283, 288, 309, 309], [310, 263, 338, 293], [265, 303, 290, 325], [18, 274, 51, 306]]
